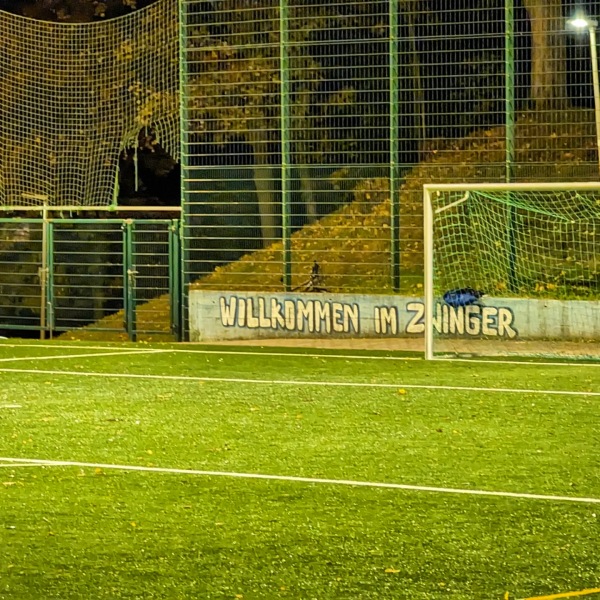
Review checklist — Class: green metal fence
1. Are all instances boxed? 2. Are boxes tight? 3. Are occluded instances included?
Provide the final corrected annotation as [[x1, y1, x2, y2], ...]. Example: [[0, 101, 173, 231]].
[[0, 220, 44, 334], [2, 1, 600, 341], [180, 0, 600, 303], [0, 218, 181, 341]]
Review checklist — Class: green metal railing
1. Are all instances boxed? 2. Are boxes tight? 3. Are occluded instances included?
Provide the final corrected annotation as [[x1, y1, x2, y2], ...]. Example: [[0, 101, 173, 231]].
[[0, 218, 181, 341], [0, 220, 44, 334]]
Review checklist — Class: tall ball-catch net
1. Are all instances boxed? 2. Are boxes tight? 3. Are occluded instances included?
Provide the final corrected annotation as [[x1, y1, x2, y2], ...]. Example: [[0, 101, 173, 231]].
[[424, 183, 600, 361], [0, 1, 178, 209]]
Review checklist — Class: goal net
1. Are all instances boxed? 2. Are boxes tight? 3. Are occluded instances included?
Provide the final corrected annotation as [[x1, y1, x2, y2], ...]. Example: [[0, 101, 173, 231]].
[[424, 183, 600, 361], [0, 0, 178, 210]]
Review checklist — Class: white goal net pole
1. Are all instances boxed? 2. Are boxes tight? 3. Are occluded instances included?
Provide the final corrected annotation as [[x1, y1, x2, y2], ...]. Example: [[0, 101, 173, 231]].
[[424, 185, 434, 360]]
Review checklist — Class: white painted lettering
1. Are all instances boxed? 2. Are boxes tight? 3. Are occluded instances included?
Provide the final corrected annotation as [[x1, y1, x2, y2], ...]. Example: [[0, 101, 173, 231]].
[[406, 302, 425, 334], [219, 296, 237, 327], [442, 304, 450, 334], [344, 304, 359, 333], [379, 306, 398, 335], [284, 300, 296, 330], [498, 308, 518, 339], [215, 295, 518, 340], [315, 301, 331, 333], [238, 298, 246, 327], [465, 305, 480, 335], [297, 300, 314, 332], [481, 306, 497, 336], [431, 303, 442, 334], [332, 302, 344, 332], [449, 306, 465, 335], [246, 298, 259, 328], [271, 298, 285, 329], [258, 297, 271, 328]]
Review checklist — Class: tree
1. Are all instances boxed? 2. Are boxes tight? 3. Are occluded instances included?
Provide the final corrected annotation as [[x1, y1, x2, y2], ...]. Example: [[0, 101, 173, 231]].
[[187, 0, 329, 245], [1, 0, 158, 21], [522, 0, 568, 110]]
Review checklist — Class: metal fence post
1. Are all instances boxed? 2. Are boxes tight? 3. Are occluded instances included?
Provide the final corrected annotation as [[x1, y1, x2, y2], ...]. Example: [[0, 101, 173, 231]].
[[45, 219, 54, 339], [39, 208, 51, 339], [123, 220, 137, 342], [169, 219, 182, 341], [390, 0, 400, 291], [179, 0, 191, 340], [280, 0, 292, 291], [505, 0, 518, 292]]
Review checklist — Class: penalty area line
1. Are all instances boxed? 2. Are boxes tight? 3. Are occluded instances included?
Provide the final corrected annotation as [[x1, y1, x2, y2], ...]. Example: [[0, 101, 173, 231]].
[[0, 343, 159, 352], [1, 457, 600, 505], [172, 348, 600, 367], [2, 344, 421, 363], [170, 348, 421, 362], [0, 463, 49, 469], [2, 343, 598, 368], [0, 349, 174, 363], [0, 367, 598, 397], [519, 587, 600, 600]]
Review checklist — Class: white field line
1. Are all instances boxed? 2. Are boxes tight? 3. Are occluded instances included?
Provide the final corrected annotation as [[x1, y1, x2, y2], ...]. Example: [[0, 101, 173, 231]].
[[0, 463, 47, 469], [171, 349, 600, 367], [518, 588, 600, 600], [1, 456, 600, 505], [449, 357, 600, 368], [0, 343, 146, 352], [143, 347, 600, 367], [0, 344, 421, 362], [0, 367, 598, 397], [1, 342, 599, 367], [0, 349, 173, 363], [169, 348, 421, 361]]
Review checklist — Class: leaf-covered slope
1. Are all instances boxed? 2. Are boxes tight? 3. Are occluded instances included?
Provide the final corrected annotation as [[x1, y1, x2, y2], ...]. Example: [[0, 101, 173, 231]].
[[192, 109, 599, 295], [64, 109, 599, 339]]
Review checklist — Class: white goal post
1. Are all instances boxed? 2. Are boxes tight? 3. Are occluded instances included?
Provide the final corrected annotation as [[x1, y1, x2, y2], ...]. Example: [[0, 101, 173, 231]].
[[423, 182, 600, 361]]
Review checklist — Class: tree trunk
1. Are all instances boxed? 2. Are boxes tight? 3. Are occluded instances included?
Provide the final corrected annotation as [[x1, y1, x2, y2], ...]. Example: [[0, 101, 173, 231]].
[[407, 12, 427, 161], [523, 0, 568, 110], [251, 145, 280, 247], [298, 165, 318, 224]]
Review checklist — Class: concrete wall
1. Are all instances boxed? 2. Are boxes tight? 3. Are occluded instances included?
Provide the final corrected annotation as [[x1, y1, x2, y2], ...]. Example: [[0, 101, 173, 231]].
[[189, 291, 600, 342]]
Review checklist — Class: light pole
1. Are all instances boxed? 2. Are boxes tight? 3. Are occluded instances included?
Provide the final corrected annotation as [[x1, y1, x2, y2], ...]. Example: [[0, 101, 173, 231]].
[[569, 14, 600, 173]]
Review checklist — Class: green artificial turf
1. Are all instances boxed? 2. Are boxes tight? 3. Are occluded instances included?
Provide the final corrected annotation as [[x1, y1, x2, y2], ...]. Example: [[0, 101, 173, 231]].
[[0, 341, 598, 599]]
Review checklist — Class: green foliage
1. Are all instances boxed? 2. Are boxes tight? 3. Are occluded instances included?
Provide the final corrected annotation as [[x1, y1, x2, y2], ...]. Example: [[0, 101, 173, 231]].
[[3, 0, 158, 22]]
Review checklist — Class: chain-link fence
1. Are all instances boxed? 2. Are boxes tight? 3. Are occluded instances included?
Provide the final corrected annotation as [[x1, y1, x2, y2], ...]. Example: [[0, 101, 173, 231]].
[[180, 0, 600, 300], [1, 0, 600, 340], [0, 217, 181, 341]]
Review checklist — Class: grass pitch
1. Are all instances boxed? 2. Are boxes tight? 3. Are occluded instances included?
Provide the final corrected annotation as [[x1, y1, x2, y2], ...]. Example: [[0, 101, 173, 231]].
[[0, 341, 599, 599]]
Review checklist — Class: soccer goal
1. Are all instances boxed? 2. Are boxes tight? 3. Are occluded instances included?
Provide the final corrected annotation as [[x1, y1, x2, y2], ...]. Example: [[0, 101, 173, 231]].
[[423, 182, 600, 361]]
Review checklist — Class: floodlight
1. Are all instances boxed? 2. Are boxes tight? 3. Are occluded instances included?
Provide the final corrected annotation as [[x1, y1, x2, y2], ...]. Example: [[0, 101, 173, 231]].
[[568, 12, 598, 29], [567, 13, 600, 173]]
